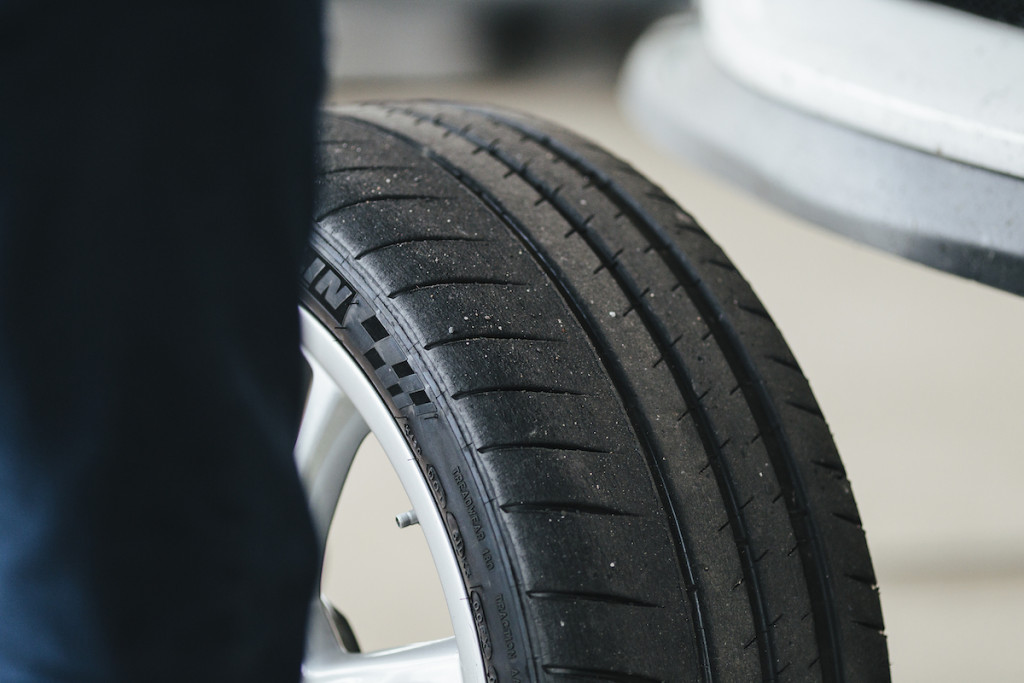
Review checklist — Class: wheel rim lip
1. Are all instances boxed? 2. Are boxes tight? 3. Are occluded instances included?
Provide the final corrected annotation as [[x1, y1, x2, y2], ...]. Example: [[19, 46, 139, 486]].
[[298, 306, 484, 682]]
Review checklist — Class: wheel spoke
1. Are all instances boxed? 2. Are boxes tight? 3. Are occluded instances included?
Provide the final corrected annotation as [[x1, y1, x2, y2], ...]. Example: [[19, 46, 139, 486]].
[[296, 350, 369, 553], [302, 637, 461, 683]]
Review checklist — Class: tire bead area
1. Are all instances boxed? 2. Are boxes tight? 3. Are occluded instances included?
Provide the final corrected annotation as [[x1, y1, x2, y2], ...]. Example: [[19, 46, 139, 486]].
[[301, 244, 525, 683]]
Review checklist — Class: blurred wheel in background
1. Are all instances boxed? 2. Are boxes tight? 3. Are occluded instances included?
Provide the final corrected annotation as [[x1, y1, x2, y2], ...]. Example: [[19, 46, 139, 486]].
[[325, 0, 686, 80]]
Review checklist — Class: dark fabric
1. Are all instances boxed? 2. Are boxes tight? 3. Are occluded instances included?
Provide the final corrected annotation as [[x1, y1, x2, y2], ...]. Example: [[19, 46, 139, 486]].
[[0, 2, 324, 680]]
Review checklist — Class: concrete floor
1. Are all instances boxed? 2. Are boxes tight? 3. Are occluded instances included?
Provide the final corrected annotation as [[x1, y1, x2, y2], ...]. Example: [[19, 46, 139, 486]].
[[323, 73, 1024, 681]]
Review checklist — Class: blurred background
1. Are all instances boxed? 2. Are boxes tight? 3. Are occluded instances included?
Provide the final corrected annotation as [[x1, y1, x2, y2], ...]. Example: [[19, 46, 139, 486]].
[[318, 2, 1024, 680]]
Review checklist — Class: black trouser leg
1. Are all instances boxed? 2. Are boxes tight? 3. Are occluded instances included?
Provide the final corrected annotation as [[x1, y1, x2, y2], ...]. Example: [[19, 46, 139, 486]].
[[0, 2, 323, 680]]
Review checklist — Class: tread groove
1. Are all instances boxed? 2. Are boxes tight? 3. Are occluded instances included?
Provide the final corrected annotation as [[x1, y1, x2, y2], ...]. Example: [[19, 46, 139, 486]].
[[543, 665, 663, 683], [320, 164, 414, 175], [422, 333, 566, 351], [811, 459, 846, 475], [476, 442, 610, 455], [737, 302, 772, 321], [316, 138, 374, 145], [386, 278, 529, 299], [354, 235, 486, 260], [314, 193, 446, 221], [527, 590, 661, 609], [853, 620, 885, 633], [786, 400, 825, 418], [765, 354, 802, 372], [844, 573, 877, 588], [832, 511, 862, 528], [501, 502, 636, 517], [674, 221, 707, 238], [451, 386, 584, 401], [706, 258, 736, 272], [645, 191, 677, 205]]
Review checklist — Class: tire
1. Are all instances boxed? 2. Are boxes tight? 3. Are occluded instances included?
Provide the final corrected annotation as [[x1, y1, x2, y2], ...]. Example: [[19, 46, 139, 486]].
[[298, 101, 889, 682]]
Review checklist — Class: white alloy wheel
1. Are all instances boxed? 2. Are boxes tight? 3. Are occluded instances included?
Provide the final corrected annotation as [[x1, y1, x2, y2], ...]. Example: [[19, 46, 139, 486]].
[[296, 306, 485, 683]]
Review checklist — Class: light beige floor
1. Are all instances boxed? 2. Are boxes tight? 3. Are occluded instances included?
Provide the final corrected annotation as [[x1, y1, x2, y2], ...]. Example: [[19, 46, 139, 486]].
[[323, 74, 1024, 681]]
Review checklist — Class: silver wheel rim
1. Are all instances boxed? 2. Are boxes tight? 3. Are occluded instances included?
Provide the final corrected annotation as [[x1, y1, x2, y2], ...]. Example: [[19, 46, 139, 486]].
[[297, 306, 484, 683]]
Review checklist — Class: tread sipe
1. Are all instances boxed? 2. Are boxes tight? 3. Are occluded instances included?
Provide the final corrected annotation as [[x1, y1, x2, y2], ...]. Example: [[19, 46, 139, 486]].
[[302, 101, 889, 682]]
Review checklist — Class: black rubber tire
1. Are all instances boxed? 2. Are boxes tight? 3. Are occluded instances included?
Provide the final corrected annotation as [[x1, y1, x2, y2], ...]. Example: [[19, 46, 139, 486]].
[[302, 102, 889, 683]]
